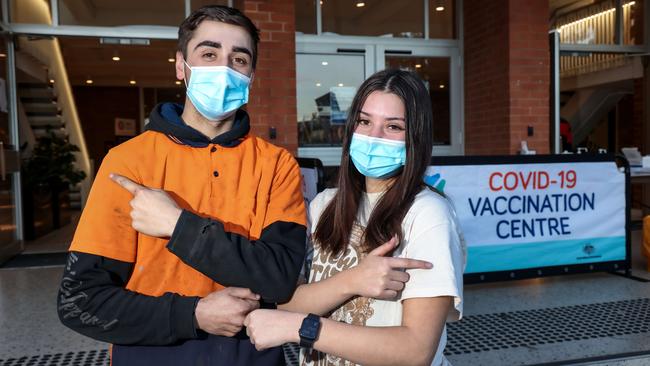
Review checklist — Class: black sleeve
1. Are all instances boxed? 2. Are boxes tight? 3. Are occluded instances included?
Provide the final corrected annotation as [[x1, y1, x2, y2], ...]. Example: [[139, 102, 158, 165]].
[[57, 251, 201, 345], [167, 211, 306, 303]]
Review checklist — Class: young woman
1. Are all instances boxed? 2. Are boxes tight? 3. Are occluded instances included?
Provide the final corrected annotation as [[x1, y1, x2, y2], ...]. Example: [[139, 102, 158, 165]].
[[244, 69, 466, 366]]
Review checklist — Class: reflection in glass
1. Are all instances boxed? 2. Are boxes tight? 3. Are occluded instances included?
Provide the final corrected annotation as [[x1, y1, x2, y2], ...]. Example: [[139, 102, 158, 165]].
[[322, 0, 424, 38], [297, 53, 365, 147], [59, 37, 179, 87], [58, 0, 185, 26], [0, 40, 8, 147], [559, 52, 639, 152], [625, 0, 644, 45], [386, 56, 450, 145], [0, 178, 16, 244], [556, 0, 640, 45], [428, 0, 455, 39], [296, 0, 317, 34], [560, 53, 630, 78]]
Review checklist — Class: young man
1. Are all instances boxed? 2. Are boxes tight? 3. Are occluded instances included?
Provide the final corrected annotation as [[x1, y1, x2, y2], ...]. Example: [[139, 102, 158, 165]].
[[57, 6, 307, 365]]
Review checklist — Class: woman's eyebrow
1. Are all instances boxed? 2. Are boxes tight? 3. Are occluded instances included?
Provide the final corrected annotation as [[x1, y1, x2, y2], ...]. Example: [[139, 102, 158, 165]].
[[360, 110, 405, 121]]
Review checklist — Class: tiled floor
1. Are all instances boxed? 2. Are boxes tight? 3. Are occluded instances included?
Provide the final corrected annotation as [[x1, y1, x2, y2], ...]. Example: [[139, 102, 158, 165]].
[[1, 218, 649, 365]]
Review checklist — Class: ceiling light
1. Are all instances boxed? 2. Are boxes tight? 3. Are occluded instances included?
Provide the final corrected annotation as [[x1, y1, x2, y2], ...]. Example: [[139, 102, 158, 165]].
[[439, 84, 445, 89], [168, 57, 175, 63], [112, 51, 120, 61], [0, 53, 6, 58], [436, 6, 444, 11], [320, 0, 323, 4], [129, 80, 136, 85], [415, 64, 422, 68], [338, 83, 344, 87], [321, 61, 328, 66], [49, 79, 55, 83], [86, 79, 93, 84], [356, 2, 365, 7], [316, 83, 321, 86], [175, 80, 182, 85]]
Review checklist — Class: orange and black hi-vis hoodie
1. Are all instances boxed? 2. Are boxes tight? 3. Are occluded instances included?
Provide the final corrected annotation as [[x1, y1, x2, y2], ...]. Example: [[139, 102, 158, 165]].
[[57, 103, 307, 365]]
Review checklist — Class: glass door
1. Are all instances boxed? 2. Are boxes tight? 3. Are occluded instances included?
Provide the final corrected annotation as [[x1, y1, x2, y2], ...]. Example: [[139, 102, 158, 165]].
[[0, 35, 23, 265], [377, 45, 463, 156], [296, 41, 373, 166], [297, 38, 463, 166]]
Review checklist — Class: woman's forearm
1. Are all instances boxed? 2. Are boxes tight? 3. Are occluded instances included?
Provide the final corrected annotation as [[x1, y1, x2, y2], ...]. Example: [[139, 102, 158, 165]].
[[278, 269, 357, 315], [314, 319, 439, 366], [246, 297, 451, 365]]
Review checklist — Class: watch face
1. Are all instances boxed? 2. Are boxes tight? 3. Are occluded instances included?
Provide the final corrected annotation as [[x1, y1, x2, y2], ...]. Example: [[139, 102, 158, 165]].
[[299, 317, 319, 340]]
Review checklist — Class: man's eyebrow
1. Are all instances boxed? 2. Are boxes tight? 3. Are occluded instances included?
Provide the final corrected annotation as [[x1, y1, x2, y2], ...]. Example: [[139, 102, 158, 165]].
[[360, 110, 405, 121], [193, 41, 251, 58], [232, 46, 252, 58], [194, 40, 221, 51]]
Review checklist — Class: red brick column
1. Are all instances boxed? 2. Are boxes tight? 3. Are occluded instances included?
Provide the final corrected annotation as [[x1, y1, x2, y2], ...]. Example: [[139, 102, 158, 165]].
[[243, 0, 298, 153], [464, 0, 550, 155]]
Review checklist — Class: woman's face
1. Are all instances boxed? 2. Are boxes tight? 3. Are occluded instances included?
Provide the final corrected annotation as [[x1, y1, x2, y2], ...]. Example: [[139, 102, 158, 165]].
[[354, 91, 406, 142]]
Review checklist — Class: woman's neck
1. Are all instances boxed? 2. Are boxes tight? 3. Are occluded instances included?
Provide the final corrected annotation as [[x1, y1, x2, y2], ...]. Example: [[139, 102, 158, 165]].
[[365, 177, 395, 193]]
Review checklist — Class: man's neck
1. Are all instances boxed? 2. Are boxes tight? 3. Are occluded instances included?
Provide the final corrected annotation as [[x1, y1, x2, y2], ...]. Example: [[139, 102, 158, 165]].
[[181, 101, 235, 140]]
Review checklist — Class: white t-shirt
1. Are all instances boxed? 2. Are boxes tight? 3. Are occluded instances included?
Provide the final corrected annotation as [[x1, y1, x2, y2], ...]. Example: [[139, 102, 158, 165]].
[[301, 188, 466, 366]]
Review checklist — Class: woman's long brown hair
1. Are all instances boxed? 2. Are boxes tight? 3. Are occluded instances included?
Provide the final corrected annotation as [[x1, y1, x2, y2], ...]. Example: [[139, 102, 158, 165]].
[[313, 69, 434, 256]]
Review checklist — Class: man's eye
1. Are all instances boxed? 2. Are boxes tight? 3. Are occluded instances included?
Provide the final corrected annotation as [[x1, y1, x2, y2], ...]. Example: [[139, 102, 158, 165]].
[[203, 53, 216, 59], [234, 57, 248, 65]]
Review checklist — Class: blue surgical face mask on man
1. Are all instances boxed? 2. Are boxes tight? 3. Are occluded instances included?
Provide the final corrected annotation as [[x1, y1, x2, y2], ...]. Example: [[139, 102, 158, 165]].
[[184, 62, 251, 121], [349, 133, 407, 179]]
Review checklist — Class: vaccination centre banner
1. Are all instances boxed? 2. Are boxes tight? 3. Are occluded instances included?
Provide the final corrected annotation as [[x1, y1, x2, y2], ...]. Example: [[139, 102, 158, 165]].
[[426, 155, 629, 281]]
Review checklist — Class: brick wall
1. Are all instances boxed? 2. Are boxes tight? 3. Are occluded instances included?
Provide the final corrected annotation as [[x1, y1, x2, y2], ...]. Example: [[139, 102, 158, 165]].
[[464, 0, 550, 155], [463, 0, 510, 155], [507, 0, 550, 154], [243, 0, 298, 153]]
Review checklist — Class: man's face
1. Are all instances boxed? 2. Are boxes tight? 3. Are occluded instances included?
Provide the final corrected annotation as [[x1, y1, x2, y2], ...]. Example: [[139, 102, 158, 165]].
[[176, 20, 254, 82]]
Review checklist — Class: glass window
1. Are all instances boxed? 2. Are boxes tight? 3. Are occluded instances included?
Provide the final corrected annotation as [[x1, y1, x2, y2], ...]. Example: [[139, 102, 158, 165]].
[[0, 178, 17, 244], [58, 0, 186, 26], [0, 41, 7, 147], [556, 0, 639, 45], [297, 53, 365, 147], [296, 0, 317, 34], [59, 37, 179, 87], [429, 0, 455, 39], [560, 53, 631, 78], [322, 0, 424, 38], [386, 56, 451, 145], [558, 52, 641, 153], [624, 0, 643, 45]]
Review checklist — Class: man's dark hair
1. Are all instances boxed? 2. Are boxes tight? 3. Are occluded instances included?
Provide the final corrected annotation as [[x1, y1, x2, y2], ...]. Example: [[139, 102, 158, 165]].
[[178, 5, 260, 69]]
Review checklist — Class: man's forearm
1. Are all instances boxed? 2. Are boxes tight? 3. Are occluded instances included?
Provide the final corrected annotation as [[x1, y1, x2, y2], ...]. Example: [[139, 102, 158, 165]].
[[167, 210, 306, 303], [58, 251, 200, 345]]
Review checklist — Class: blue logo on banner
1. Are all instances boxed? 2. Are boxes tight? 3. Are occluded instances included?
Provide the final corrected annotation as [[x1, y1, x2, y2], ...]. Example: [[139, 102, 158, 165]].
[[424, 173, 446, 193]]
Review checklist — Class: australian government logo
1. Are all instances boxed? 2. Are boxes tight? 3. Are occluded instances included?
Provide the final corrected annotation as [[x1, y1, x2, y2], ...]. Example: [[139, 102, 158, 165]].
[[577, 242, 601, 260]]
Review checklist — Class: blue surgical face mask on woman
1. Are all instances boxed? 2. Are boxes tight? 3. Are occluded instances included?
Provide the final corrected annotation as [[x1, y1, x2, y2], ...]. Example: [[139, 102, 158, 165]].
[[184, 62, 251, 121], [349, 133, 407, 179]]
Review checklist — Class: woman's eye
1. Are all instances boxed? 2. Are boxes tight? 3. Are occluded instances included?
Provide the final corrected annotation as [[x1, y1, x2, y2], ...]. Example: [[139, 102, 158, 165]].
[[387, 124, 405, 131], [203, 52, 216, 59], [356, 119, 370, 126]]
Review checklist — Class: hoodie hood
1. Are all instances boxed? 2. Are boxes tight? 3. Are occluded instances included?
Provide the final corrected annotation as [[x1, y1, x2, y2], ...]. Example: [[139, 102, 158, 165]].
[[145, 102, 250, 148]]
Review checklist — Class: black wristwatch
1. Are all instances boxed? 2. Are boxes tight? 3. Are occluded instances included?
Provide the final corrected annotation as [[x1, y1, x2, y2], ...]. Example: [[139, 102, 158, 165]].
[[298, 313, 321, 349]]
